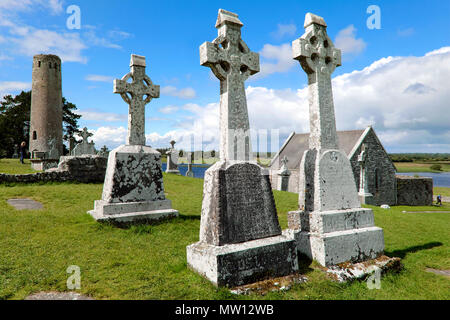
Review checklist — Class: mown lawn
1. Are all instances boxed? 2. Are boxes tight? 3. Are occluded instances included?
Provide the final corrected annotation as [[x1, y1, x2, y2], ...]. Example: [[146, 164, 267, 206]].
[[0, 159, 39, 175], [0, 163, 449, 300]]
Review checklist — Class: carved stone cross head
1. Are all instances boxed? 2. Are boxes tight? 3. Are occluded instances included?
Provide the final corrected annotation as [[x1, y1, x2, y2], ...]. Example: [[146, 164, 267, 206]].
[[80, 127, 92, 143], [113, 54, 160, 146], [292, 13, 341, 77], [113, 55, 160, 105], [281, 155, 289, 167], [200, 9, 260, 82]]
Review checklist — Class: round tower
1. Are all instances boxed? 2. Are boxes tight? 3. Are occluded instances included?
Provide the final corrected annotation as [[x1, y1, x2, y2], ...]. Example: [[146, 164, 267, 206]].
[[29, 54, 63, 163]]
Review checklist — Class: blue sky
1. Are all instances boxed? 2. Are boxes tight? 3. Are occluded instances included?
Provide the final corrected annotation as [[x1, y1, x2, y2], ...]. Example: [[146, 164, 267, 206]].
[[0, 0, 449, 153]]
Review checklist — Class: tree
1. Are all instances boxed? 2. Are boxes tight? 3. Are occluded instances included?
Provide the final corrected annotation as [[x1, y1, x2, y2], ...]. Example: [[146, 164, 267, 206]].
[[0, 90, 82, 157]]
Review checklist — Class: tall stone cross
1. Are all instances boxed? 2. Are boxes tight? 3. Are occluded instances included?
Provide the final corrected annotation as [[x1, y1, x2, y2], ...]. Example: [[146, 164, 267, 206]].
[[200, 9, 260, 161], [293, 13, 342, 151], [113, 54, 160, 146], [80, 127, 92, 143]]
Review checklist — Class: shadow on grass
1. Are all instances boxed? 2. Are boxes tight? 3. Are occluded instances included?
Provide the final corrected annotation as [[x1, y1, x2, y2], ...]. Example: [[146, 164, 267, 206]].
[[385, 241, 443, 259], [297, 254, 315, 274]]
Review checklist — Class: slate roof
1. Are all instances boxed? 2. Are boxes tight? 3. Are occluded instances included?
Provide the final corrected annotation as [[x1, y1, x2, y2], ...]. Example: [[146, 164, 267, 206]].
[[270, 129, 366, 170]]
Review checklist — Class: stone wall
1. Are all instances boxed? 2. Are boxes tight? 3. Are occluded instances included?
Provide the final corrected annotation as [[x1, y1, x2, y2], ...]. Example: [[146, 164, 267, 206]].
[[0, 155, 107, 184], [349, 129, 397, 206], [396, 175, 433, 206]]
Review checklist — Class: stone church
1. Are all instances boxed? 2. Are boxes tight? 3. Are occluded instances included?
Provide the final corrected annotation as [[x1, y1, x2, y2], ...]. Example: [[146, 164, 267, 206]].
[[269, 126, 397, 206]]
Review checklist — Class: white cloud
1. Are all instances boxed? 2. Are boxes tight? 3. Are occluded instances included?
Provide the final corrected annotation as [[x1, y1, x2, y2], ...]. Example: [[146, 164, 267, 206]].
[[271, 23, 297, 39], [253, 43, 296, 79], [85, 74, 114, 83], [0, 0, 63, 15], [161, 86, 196, 99], [78, 46, 450, 153], [158, 105, 179, 114], [334, 25, 366, 58], [0, 81, 31, 100], [78, 109, 127, 122], [11, 29, 87, 63], [90, 126, 128, 149]]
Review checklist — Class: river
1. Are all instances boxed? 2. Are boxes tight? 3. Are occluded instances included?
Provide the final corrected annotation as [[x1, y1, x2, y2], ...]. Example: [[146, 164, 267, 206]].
[[396, 172, 450, 188]]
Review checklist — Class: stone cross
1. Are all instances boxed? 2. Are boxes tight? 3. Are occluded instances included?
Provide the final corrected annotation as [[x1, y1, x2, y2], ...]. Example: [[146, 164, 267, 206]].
[[358, 143, 369, 194], [200, 9, 260, 161], [80, 127, 92, 143], [114, 54, 160, 146], [292, 13, 342, 151], [280, 156, 289, 171]]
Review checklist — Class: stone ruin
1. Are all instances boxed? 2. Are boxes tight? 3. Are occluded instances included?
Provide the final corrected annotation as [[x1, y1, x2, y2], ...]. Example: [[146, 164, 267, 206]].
[[186, 9, 298, 287], [286, 13, 387, 267], [88, 54, 178, 224]]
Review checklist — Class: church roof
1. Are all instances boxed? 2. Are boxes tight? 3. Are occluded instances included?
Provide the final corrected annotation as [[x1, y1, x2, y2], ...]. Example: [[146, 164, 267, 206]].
[[270, 129, 367, 170]]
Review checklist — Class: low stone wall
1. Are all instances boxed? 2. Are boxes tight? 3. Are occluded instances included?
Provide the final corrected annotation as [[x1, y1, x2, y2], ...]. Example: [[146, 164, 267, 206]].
[[0, 155, 107, 184], [396, 175, 433, 206]]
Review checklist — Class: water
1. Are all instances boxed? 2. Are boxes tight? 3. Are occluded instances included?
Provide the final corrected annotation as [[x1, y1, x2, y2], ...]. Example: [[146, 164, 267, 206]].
[[161, 163, 209, 179], [397, 172, 450, 188]]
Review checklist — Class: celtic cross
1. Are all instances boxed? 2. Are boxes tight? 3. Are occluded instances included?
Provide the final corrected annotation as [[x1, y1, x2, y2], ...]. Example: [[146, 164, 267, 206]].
[[293, 13, 342, 151], [80, 127, 92, 143], [200, 9, 260, 161], [113, 54, 160, 146]]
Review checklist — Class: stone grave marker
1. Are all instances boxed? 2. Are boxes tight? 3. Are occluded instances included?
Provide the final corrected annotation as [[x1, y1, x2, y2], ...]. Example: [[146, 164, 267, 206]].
[[165, 140, 180, 174], [185, 152, 194, 177], [186, 9, 298, 287], [278, 156, 291, 191], [88, 54, 178, 224], [71, 127, 96, 156], [357, 143, 374, 204], [286, 13, 385, 267]]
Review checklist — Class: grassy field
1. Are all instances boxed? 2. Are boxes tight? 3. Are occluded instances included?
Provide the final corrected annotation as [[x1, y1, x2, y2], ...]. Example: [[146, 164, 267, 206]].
[[0, 162, 449, 300], [0, 159, 39, 174], [395, 161, 450, 173]]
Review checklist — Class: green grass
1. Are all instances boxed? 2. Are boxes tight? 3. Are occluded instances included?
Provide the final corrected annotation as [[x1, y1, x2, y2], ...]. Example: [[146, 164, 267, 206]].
[[0, 172, 449, 300], [0, 159, 39, 175], [395, 161, 450, 173], [434, 187, 450, 197]]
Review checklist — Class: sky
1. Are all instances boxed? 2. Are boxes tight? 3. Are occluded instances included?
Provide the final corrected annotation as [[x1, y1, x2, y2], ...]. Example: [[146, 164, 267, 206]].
[[0, 0, 449, 154]]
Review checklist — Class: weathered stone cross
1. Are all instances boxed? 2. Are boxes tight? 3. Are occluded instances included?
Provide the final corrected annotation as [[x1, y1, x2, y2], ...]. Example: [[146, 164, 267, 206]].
[[293, 13, 342, 151], [80, 127, 92, 143], [200, 9, 260, 161], [114, 54, 160, 146]]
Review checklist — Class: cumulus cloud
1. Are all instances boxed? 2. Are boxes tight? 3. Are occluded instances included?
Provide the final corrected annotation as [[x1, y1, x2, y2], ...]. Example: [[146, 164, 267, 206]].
[[85, 46, 450, 153], [334, 25, 366, 58], [0, 81, 31, 100], [90, 126, 128, 149], [158, 105, 179, 114], [78, 109, 127, 122], [161, 86, 196, 99], [253, 43, 297, 79]]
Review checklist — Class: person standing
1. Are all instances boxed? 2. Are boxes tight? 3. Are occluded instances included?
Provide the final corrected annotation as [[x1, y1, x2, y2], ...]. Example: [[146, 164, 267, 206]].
[[19, 141, 26, 164], [436, 195, 442, 206]]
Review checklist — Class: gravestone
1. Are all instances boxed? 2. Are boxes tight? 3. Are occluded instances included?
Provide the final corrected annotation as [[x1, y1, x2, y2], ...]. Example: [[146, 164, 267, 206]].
[[165, 140, 180, 174], [98, 145, 109, 158], [278, 156, 291, 191], [187, 9, 298, 287], [88, 54, 178, 224], [71, 127, 96, 156], [185, 152, 194, 177], [286, 13, 385, 266], [357, 143, 374, 204]]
